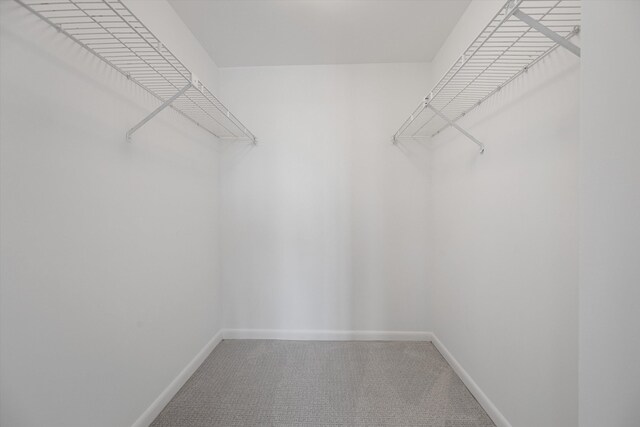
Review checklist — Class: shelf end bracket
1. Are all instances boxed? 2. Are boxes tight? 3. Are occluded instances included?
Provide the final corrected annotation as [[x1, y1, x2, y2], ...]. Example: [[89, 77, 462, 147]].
[[426, 105, 485, 153], [512, 9, 581, 58], [127, 83, 192, 142]]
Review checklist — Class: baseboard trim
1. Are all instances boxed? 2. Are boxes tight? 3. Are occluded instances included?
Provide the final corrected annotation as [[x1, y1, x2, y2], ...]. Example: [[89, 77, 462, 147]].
[[222, 328, 434, 341], [131, 330, 224, 427], [430, 334, 512, 427]]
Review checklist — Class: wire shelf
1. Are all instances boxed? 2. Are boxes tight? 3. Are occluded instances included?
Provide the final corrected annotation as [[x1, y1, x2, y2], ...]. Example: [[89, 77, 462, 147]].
[[393, 0, 580, 147], [15, 0, 257, 143]]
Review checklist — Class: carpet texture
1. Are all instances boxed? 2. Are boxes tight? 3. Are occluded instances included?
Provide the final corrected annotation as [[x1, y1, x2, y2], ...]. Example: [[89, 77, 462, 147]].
[[150, 340, 495, 427]]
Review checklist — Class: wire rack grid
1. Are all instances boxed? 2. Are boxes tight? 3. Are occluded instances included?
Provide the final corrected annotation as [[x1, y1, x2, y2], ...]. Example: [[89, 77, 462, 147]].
[[15, 0, 257, 143], [393, 0, 581, 143]]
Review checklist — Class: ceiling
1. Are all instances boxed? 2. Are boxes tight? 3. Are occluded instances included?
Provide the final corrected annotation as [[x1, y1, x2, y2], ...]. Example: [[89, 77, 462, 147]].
[[168, 0, 471, 67]]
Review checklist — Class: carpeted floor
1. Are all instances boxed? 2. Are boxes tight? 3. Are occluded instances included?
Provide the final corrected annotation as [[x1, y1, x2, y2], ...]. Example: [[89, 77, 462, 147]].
[[150, 340, 495, 427]]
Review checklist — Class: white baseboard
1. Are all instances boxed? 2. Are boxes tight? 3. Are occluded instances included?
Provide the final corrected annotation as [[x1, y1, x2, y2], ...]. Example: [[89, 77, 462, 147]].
[[222, 328, 434, 341], [131, 330, 224, 427], [430, 334, 511, 427]]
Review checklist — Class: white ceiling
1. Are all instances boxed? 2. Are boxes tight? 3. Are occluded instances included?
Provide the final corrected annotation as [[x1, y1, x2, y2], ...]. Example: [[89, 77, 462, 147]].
[[168, 0, 471, 67]]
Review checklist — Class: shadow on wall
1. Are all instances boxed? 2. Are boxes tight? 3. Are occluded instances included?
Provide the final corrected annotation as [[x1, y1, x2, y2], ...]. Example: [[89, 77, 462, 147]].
[[393, 56, 580, 192], [1, 3, 227, 176], [427, 58, 581, 155], [219, 140, 256, 172], [394, 138, 433, 179]]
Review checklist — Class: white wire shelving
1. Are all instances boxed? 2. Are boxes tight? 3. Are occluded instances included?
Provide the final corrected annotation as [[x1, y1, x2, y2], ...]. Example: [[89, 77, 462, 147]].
[[393, 0, 581, 152], [15, 0, 257, 144]]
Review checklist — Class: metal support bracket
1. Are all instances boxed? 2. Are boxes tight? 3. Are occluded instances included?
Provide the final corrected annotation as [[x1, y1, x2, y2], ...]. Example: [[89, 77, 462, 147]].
[[426, 104, 485, 153], [513, 9, 581, 57], [126, 83, 192, 141]]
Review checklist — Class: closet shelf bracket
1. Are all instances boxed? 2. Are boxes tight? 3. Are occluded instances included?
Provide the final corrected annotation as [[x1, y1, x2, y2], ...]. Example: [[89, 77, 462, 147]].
[[512, 9, 581, 58], [425, 103, 485, 153], [127, 83, 192, 142]]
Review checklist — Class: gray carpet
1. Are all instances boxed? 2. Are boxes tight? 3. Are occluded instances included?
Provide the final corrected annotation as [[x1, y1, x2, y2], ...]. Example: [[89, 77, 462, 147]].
[[150, 340, 495, 427]]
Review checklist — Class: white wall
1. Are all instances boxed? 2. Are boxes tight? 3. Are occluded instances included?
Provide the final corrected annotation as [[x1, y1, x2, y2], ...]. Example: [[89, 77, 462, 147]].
[[579, 1, 640, 426], [0, 1, 224, 426], [218, 63, 433, 333], [7, 1, 630, 427], [426, 1, 580, 426]]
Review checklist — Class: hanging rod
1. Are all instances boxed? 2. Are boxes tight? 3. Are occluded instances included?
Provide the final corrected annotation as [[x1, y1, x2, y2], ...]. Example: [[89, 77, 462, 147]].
[[15, 0, 257, 144], [393, 0, 581, 152]]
